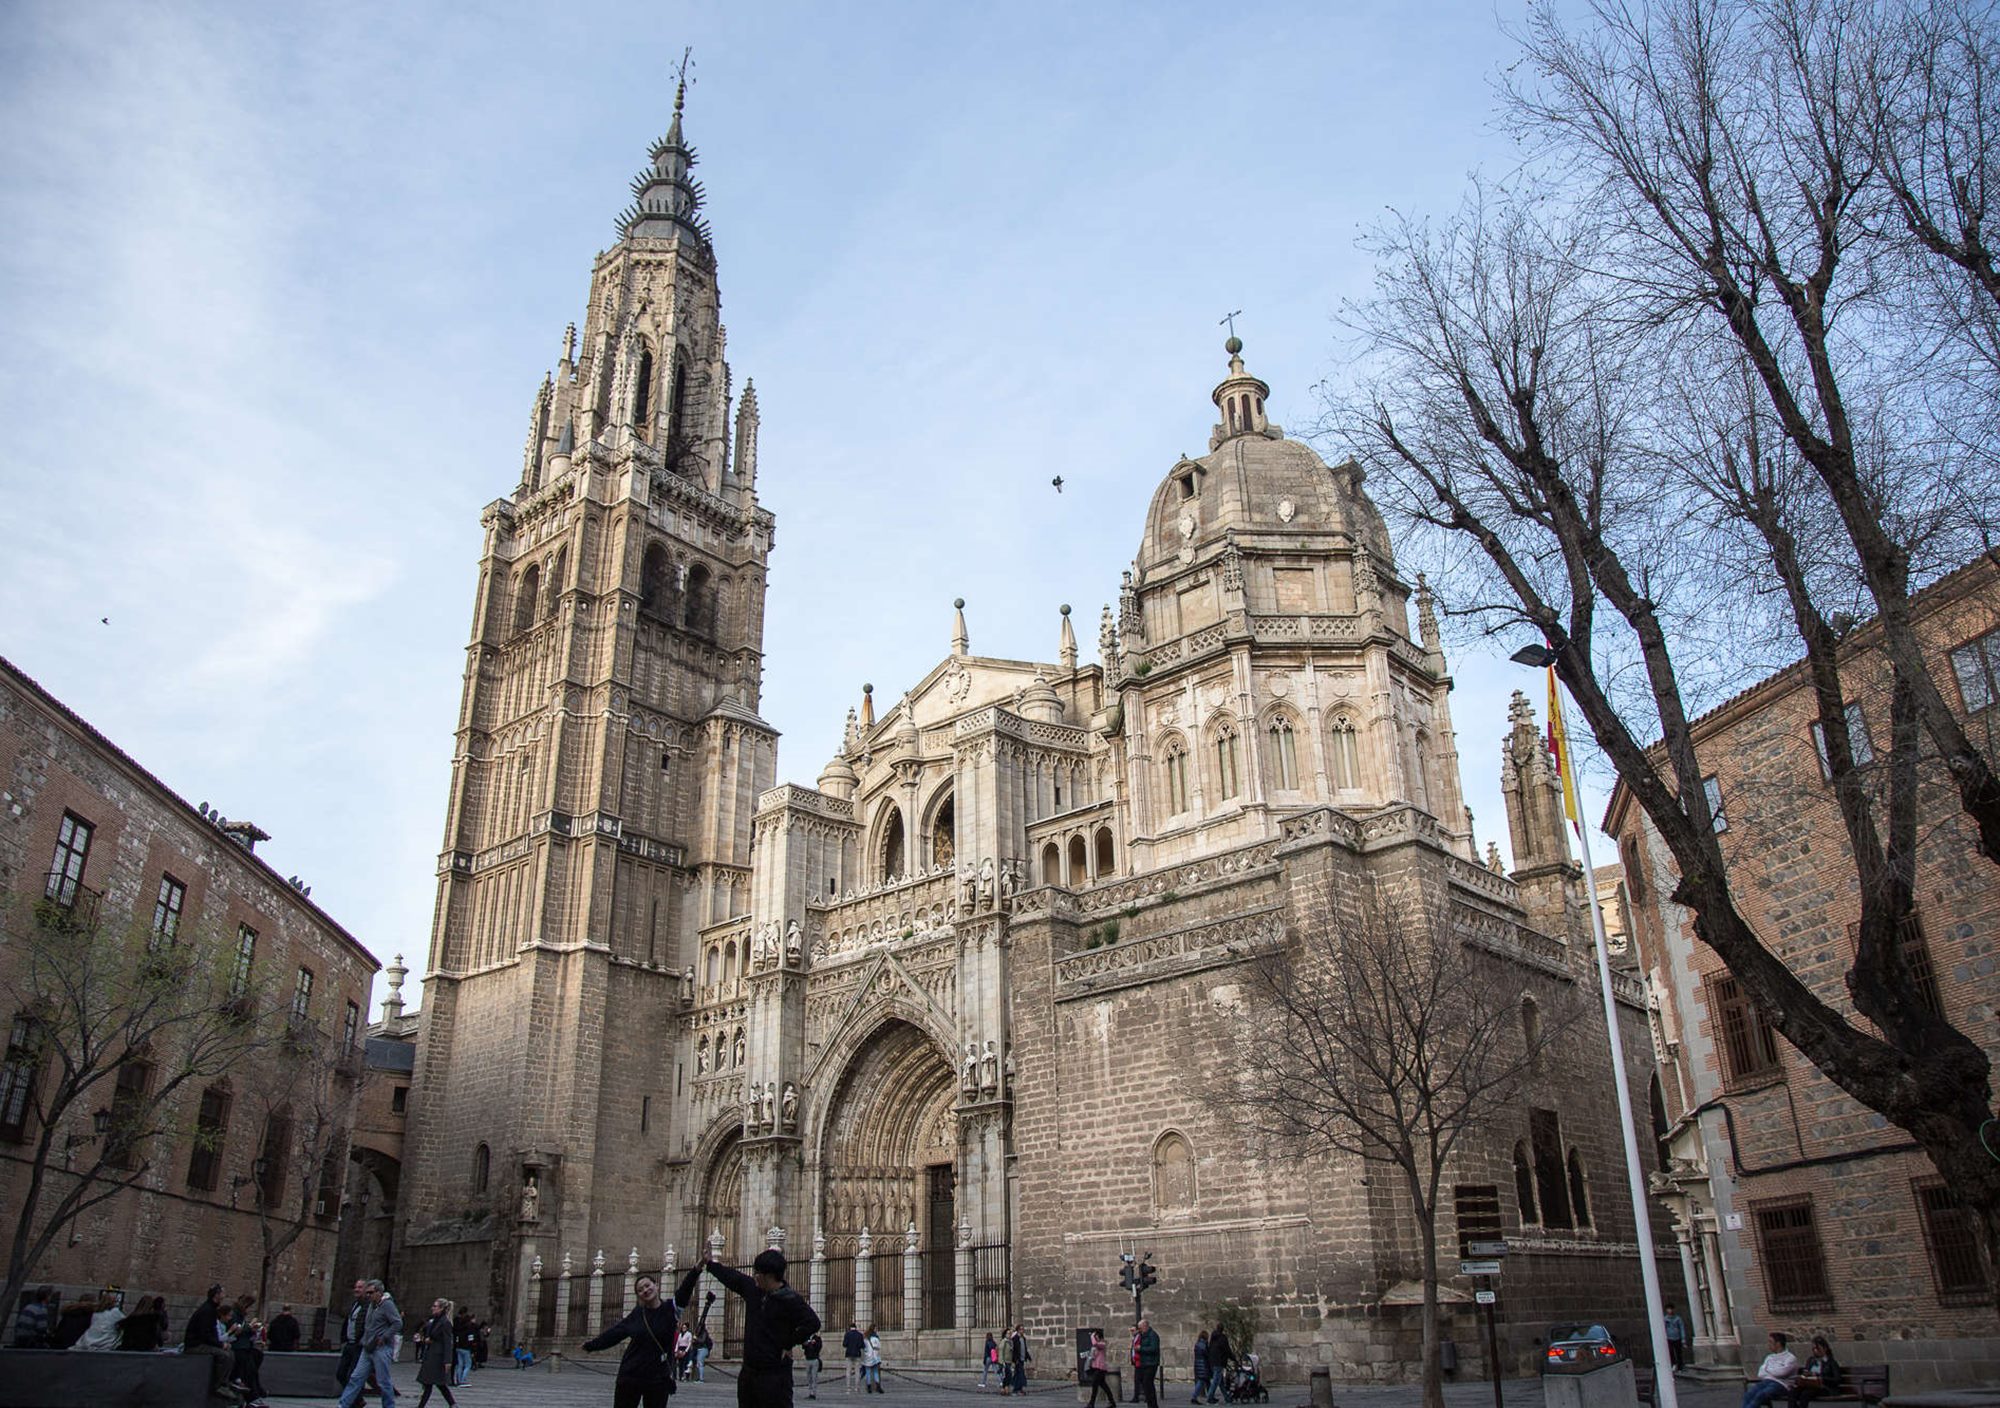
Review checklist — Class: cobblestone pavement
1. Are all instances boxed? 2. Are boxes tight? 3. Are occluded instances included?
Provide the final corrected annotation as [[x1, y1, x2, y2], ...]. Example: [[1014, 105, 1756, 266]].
[[275, 1362, 1743, 1408]]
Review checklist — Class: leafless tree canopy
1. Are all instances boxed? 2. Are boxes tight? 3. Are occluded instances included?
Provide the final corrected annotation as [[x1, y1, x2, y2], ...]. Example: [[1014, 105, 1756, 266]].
[[1323, 0, 2000, 1303]]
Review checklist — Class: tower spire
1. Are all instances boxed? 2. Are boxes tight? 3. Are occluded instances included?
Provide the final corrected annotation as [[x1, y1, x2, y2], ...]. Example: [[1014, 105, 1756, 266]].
[[618, 51, 711, 245]]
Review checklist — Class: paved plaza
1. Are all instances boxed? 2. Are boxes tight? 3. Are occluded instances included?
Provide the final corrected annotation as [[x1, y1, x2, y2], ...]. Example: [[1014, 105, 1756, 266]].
[[274, 1362, 1748, 1408]]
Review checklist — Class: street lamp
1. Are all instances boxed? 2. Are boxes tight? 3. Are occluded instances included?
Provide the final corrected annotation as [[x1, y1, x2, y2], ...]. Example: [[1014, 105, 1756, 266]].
[[1511, 642, 1678, 1408], [91, 1107, 111, 1138]]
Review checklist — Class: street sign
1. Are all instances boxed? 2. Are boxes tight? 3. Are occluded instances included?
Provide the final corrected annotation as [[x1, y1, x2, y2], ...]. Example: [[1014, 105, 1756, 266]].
[[1474, 1290, 1497, 1305], [1465, 1240, 1509, 1258], [1459, 1259, 1502, 1276]]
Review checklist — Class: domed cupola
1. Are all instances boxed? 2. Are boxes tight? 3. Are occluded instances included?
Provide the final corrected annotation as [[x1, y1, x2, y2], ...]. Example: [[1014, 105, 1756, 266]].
[[1209, 335, 1272, 450]]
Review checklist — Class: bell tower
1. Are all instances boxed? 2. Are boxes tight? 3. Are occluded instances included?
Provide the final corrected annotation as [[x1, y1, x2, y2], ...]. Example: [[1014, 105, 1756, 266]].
[[400, 82, 778, 1328]]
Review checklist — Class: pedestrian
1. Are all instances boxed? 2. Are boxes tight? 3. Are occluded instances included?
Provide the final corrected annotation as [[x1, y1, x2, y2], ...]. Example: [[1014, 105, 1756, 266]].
[[336, 1279, 370, 1394], [118, 1295, 170, 1352], [267, 1304, 301, 1353], [695, 1322, 714, 1380], [804, 1327, 824, 1399], [1663, 1304, 1687, 1373], [412, 1296, 459, 1408], [1084, 1330, 1115, 1408], [862, 1323, 884, 1393], [677, 1250, 822, 1408], [225, 1295, 269, 1404], [1191, 1331, 1211, 1404], [980, 1331, 1000, 1390], [581, 1273, 679, 1408], [1792, 1337, 1843, 1408], [183, 1284, 237, 1403], [73, 1288, 126, 1350], [675, 1324, 694, 1379], [452, 1306, 475, 1386], [1134, 1318, 1161, 1408], [473, 1319, 490, 1369], [338, 1279, 403, 1408], [1007, 1326, 1031, 1395], [1206, 1326, 1235, 1405], [1742, 1332, 1800, 1408], [843, 1322, 865, 1394], [12, 1287, 55, 1347]]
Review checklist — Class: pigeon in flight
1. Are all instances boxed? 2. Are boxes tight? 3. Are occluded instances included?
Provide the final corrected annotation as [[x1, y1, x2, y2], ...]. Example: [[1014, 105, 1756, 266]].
[[1051, 476, 1064, 493]]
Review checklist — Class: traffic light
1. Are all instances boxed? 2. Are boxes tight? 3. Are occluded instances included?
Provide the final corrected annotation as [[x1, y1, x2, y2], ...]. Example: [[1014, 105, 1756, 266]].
[[1119, 1259, 1137, 1292], [1136, 1258, 1158, 1292]]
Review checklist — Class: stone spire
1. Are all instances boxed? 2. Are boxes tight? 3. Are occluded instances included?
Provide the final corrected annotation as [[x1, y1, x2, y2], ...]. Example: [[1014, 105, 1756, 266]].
[[1099, 605, 1119, 671], [951, 599, 969, 657], [618, 73, 711, 245], [1058, 604, 1077, 672], [734, 380, 759, 489], [381, 953, 408, 1022], [860, 683, 875, 731], [1208, 334, 1273, 450], [1415, 574, 1441, 654]]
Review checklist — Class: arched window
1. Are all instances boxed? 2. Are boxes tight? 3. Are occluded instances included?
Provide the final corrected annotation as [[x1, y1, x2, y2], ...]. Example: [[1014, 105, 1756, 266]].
[[1213, 721, 1240, 800], [1567, 1149, 1591, 1228], [1068, 835, 1088, 887], [640, 544, 672, 618], [705, 947, 720, 986], [473, 1143, 490, 1193], [684, 564, 713, 636], [1152, 1131, 1196, 1214], [1521, 996, 1543, 1068], [880, 807, 906, 882], [667, 359, 691, 467], [1267, 715, 1299, 790], [1513, 1141, 1538, 1224], [930, 795, 956, 869], [633, 345, 655, 428], [1162, 738, 1190, 814], [723, 941, 737, 978], [514, 565, 540, 635], [1094, 826, 1115, 877], [1411, 730, 1433, 810], [546, 548, 567, 621], [1328, 715, 1361, 790], [1041, 842, 1061, 886]]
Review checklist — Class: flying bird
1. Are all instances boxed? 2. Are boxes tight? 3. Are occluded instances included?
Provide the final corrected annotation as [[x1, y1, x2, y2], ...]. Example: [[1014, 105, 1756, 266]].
[[100, 617, 108, 625], [1051, 476, 1064, 493]]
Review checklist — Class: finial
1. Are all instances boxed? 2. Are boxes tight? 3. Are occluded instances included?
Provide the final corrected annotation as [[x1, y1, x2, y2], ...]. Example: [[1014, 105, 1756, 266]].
[[860, 683, 875, 730], [952, 599, 969, 657], [1220, 309, 1243, 343], [562, 322, 577, 364], [1058, 604, 1077, 672], [674, 46, 693, 114]]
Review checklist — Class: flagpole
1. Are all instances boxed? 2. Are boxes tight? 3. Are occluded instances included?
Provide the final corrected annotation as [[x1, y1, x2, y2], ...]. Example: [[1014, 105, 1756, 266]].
[[1542, 664, 1679, 1408]]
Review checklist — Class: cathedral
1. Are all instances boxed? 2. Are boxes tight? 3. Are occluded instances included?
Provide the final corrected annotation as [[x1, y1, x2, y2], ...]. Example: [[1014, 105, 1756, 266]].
[[398, 92, 1674, 1381]]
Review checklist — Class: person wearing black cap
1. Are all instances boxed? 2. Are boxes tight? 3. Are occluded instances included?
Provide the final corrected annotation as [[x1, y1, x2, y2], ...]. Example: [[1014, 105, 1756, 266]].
[[582, 1273, 680, 1408], [677, 1249, 821, 1408]]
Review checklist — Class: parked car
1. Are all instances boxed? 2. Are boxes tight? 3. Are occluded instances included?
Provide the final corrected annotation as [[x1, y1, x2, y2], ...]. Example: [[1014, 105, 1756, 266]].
[[1542, 1323, 1622, 1372]]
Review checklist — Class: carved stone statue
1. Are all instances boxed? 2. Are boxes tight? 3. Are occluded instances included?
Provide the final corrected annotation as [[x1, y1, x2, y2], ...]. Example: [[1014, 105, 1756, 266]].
[[961, 1042, 979, 1093], [979, 1039, 1000, 1094], [760, 1081, 777, 1131], [733, 1030, 745, 1067], [785, 920, 803, 965], [998, 859, 1017, 898], [695, 1038, 709, 1075], [519, 1175, 541, 1223], [680, 965, 695, 1002], [781, 1082, 799, 1131], [959, 863, 977, 907], [978, 857, 995, 905]]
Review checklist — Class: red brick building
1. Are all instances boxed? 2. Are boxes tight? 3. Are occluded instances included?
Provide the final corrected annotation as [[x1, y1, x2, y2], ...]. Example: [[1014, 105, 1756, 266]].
[[1606, 558, 2000, 1387], [0, 655, 378, 1331]]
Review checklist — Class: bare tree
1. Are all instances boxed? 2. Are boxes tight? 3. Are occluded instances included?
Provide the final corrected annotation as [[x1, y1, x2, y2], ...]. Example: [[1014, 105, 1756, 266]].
[[1223, 880, 1574, 1408], [1326, 0, 2000, 1304], [242, 1018, 353, 1315], [0, 886, 280, 1325]]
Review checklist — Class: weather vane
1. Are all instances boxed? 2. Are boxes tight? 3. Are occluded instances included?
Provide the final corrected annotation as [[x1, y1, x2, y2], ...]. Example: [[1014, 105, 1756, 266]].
[[674, 46, 696, 105], [1219, 309, 1243, 338]]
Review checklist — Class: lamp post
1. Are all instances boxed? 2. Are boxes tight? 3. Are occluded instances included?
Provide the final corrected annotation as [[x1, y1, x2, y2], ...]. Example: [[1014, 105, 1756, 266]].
[[1511, 643, 1677, 1408]]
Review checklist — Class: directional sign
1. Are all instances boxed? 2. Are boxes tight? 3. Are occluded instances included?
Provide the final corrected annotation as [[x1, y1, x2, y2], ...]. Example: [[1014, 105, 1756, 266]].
[[1474, 1290, 1497, 1305], [1459, 1259, 1503, 1276], [1465, 1240, 1509, 1258]]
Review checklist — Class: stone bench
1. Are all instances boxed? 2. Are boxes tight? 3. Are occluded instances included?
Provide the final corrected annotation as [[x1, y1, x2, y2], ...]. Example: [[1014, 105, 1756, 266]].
[[0, 1347, 215, 1408]]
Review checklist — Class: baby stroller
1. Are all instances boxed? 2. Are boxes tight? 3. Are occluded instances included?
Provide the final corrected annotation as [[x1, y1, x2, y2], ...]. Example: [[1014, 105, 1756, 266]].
[[1225, 1354, 1269, 1403]]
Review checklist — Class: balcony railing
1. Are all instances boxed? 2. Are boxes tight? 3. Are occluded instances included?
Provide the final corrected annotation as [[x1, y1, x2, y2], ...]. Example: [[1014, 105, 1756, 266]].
[[36, 871, 103, 935]]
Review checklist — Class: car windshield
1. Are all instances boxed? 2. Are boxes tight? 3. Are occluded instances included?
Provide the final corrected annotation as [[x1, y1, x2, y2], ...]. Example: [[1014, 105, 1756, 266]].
[[1550, 1325, 1611, 1343]]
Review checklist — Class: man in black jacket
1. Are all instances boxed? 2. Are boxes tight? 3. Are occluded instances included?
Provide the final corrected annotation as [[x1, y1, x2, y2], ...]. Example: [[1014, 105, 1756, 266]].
[[583, 1274, 680, 1408], [182, 1284, 236, 1403], [680, 1250, 822, 1408]]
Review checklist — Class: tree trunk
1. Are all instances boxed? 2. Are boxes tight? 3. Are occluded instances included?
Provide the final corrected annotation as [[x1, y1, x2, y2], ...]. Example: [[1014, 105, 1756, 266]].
[[1410, 1168, 1446, 1408]]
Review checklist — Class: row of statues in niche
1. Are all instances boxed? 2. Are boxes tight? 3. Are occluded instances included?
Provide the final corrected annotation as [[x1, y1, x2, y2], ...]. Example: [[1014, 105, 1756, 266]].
[[749, 919, 805, 969], [745, 1079, 799, 1133], [694, 1027, 744, 1074], [958, 856, 1023, 911], [960, 1038, 1011, 1098]]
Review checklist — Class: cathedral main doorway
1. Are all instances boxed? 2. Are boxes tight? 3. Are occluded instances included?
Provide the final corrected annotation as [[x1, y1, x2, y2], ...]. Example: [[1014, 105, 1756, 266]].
[[816, 1019, 959, 1329]]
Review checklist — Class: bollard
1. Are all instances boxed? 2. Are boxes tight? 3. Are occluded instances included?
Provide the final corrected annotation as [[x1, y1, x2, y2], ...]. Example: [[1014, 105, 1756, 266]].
[[1310, 1368, 1334, 1408]]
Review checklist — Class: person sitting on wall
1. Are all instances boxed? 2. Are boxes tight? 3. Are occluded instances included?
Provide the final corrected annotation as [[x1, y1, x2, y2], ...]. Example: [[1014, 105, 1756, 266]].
[[1742, 1332, 1801, 1408]]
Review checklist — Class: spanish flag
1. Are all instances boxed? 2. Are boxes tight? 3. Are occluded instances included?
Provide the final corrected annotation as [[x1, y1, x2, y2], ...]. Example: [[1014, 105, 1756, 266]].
[[1545, 667, 1580, 830]]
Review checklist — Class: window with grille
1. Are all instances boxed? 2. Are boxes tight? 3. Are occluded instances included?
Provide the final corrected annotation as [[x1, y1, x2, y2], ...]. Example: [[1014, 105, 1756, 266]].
[[1847, 914, 1944, 1017], [1530, 1108, 1574, 1230], [0, 1017, 40, 1144], [1708, 974, 1782, 1085], [291, 967, 314, 1022], [1950, 627, 2000, 712], [1810, 702, 1875, 780], [342, 1002, 360, 1053], [1454, 1184, 1503, 1256], [105, 1060, 153, 1171], [187, 1085, 230, 1192], [150, 875, 186, 950], [1754, 1200, 1832, 1308], [1701, 776, 1728, 833], [45, 812, 94, 905], [258, 1113, 291, 1206], [1915, 1180, 1990, 1299], [230, 925, 257, 997]]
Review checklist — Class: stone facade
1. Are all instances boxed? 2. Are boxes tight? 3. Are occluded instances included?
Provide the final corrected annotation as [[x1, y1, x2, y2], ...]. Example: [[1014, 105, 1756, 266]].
[[399, 102, 1685, 1383], [0, 654, 378, 1323], [1606, 556, 2000, 1389]]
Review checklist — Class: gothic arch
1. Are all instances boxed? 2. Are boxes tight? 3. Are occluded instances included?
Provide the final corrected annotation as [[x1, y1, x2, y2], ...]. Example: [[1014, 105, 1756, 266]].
[[1151, 1129, 1196, 1216], [513, 565, 540, 635], [872, 801, 907, 883], [1156, 730, 1191, 816], [923, 783, 956, 870], [690, 1120, 748, 1260], [1260, 706, 1303, 792], [1325, 709, 1363, 791], [1204, 711, 1242, 802]]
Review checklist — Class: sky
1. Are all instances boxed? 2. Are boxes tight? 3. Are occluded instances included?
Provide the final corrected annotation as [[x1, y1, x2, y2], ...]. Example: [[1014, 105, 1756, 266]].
[[0, 0, 1617, 1016]]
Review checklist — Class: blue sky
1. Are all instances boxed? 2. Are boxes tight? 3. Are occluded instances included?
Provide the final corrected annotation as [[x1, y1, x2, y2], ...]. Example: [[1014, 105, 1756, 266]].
[[0, 1, 1609, 1012]]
